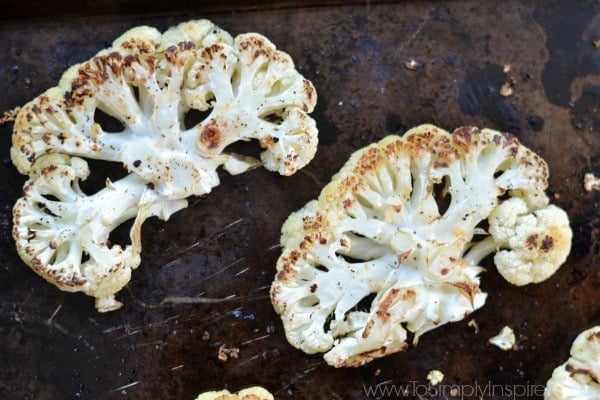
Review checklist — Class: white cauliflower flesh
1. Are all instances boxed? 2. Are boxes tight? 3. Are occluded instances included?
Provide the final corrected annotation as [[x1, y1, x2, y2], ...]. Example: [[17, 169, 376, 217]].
[[270, 124, 572, 367], [545, 326, 600, 399], [10, 19, 318, 311]]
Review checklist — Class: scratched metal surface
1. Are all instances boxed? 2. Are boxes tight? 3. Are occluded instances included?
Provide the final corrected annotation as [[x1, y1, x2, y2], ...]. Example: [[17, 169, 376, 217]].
[[0, 1, 599, 399]]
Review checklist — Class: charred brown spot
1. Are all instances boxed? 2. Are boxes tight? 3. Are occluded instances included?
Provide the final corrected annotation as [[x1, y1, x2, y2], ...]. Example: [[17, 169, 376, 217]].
[[165, 45, 180, 64], [588, 332, 600, 341], [59, 274, 88, 287], [343, 198, 353, 210], [303, 80, 316, 105], [398, 250, 412, 262], [136, 40, 154, 54], [104, 52, 124, 77], [199, 120, 221, 150], [362, 320, 375, 338], [42, 165, 58, 176], [302, 215, 322, 231], [276, 249, 305, 281], [540, 235, 554, 252], [42, 133, 52, 144], [564, 363, 599, 383], [441, 268, 449, 276], [526, 234, 538, 250], [179, 41, 195, 51], [133, 160, 142, 168], [452, 281, 478, 304], [310, 283, 318, 293], [355, 147, 385, 176], [123, 54, 140, 67], [454, 126, 477, 143], [263, 135, 277, 148], [374, 288, 412, 326], [120, 39, 136, 50], [319, 238, 327, 245], [351, 345, 403, 366], [30, 257, 43, 271], [202, 44, 223, 61]]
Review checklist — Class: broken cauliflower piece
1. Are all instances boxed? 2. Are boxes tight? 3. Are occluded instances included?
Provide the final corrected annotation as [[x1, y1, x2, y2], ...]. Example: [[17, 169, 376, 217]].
[[427, 370, 445, 386], [488, 325, 516, 351], [545, 326, 600, 399], [271, 124, 571, 367], [584, 173, 600, 193], [195, 386, 273, 400], [11, 19, 317, 311]]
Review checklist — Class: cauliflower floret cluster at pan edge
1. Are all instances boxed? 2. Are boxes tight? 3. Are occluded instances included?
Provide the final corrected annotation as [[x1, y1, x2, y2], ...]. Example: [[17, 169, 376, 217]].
[[544, 325, 600, 399], [10, 19, 318, 312], [270, 124, 572, 367]]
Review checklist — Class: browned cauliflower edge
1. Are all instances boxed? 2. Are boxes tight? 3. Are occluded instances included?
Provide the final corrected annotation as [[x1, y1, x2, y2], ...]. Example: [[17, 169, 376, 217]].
[[545, 326, 600, 399]]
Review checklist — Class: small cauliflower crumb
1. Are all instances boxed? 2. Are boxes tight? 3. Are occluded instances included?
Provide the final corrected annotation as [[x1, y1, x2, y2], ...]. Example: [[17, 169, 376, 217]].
[[500, 77, 517, 97], [427, 370, 445, 386], [584, 173, 600, 192], [404, 59, 420, 70], [500, 83, 513, 97], [467, 319, 480, 334], [489, 326, 516, 350], [217, 345, 240, 362]]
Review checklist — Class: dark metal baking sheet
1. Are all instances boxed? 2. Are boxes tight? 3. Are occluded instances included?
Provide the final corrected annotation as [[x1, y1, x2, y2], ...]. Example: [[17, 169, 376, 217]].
[[1, 1, 599, 399]]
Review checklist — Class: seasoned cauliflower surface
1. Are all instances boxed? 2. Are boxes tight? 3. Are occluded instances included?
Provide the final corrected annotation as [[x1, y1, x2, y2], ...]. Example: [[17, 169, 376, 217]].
[[194, 386, 274, 400], [270, 124, 571, 367], [545, 326, 600, 399], [11, 19, 318, 311]]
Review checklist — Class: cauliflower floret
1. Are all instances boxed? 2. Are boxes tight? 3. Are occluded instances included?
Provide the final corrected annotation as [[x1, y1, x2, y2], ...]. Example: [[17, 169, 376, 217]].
[[545, 326, 600, 399], [194, 386, 273, 400], [465, 197, 572, 285], [270, 124, 572, 367], [10, 20, 318, 311]]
